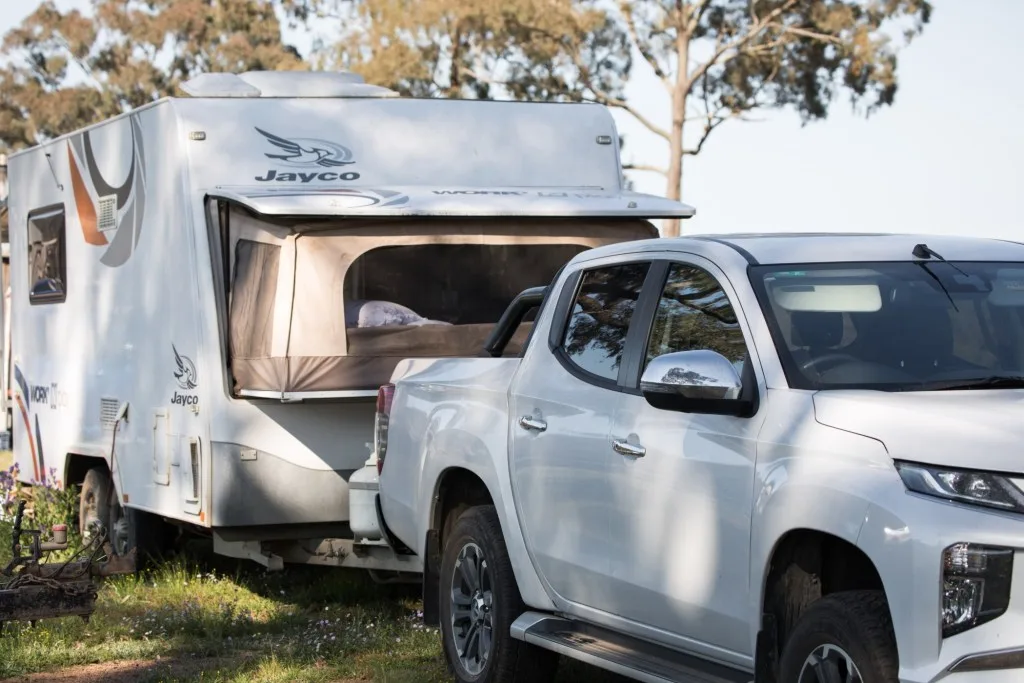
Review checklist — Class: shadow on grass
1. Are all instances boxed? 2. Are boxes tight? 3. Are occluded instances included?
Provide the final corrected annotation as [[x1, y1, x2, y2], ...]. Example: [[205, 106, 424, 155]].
[[0, 534, 630, 682]]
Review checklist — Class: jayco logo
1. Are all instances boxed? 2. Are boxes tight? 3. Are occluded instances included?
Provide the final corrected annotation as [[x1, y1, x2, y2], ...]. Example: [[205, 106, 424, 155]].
[[254, 127, 361, 183]]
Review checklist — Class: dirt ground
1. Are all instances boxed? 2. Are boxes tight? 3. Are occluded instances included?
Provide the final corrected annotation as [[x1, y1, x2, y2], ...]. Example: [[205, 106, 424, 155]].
[[0, 655, 366, 683]]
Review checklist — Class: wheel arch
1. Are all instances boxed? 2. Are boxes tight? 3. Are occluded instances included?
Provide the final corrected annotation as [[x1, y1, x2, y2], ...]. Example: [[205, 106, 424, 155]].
[[756, 527, 889, 682], [422, 466, 496, 627], [64, 452, 109, 491], [429, 466, 496, 545]]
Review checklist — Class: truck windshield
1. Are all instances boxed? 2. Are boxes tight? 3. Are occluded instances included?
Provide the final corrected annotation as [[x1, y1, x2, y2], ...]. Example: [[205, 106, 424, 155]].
[[750, 261, 1024, 391]]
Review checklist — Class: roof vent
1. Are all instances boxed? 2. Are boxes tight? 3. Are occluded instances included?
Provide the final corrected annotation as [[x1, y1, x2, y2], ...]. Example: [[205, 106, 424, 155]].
[[180, 71, 398, 99]]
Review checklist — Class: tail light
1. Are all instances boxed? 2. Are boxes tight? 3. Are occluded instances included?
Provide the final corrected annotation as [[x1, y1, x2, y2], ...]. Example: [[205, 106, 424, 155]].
[[374, 384, 395, 475]]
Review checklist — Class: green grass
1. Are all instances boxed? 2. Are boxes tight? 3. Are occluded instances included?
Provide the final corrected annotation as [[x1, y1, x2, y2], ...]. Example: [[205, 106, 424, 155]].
[[0, 538, 627, 683], [0, 449, 621, 682]]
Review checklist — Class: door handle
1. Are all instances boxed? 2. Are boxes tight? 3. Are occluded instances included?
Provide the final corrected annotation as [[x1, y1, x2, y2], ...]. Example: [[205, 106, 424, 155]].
[[612, 439, 646, 458], [518, 416, 547, 432]]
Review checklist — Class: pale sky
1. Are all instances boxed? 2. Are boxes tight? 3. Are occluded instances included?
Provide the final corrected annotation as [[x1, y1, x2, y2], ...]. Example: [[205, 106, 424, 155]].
[[3, 0, 1021, 240]]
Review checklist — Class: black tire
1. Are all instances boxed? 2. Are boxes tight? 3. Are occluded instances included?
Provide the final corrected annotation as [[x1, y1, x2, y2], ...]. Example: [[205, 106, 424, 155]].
[[439, 505, 559, 683], [79, 466, 170, 567], [779, 590, 898, 683]]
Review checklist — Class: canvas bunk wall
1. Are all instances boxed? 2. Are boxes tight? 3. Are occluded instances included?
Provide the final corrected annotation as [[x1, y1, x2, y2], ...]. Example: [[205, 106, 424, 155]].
[[222, 204, 657, 400]]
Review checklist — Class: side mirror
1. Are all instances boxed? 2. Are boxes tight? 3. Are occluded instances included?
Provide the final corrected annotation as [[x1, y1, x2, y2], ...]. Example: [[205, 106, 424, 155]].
[[640, 349, 750, 416]]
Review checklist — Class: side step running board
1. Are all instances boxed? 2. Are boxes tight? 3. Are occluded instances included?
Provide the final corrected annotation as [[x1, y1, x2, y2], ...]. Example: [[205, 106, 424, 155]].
[[511, 612, 752, 683]]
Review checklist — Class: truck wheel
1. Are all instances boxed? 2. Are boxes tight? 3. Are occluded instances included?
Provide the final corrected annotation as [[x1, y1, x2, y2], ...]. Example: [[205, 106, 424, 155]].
[[779, 590, 898, 683], [439, 505, 559, 683], [79, 466, 169, 567]]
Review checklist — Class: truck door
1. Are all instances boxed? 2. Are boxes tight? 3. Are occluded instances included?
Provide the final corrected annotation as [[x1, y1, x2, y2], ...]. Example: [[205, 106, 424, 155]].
[[606, 257, 765, 659], [509, 259, 654, 614]]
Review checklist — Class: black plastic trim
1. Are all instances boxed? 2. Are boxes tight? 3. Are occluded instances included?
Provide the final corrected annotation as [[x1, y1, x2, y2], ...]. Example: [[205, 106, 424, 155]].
[[547, 268, 583, 352], [688, 235, 760, 265], [618, 260, 669, 395], [374, 494, 416, 555], [484, 286, 547, 357], [422, 529, 441, 626]]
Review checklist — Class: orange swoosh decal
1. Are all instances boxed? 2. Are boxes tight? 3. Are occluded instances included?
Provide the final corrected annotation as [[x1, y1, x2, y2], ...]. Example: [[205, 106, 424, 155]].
[[15, 394, 39, 482], [68, 142, 107, 246]]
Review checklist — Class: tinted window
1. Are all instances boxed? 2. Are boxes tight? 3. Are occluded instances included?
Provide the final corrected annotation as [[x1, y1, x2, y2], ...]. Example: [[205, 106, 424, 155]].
[[562, 262, 650, 382], [645, 263, 747, 372], [752, 261, 1024, 390], [28, 206, 66, 304]]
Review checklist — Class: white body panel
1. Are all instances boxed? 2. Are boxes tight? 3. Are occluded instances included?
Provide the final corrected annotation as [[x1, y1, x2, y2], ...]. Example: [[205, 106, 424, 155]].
[[6, 84, 689, 540], [379, 232, 1024, 682]]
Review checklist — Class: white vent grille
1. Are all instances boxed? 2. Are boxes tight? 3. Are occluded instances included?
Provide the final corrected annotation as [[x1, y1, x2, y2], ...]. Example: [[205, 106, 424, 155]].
[[97, 195, 117, 232], [100, 398, 120, 430]]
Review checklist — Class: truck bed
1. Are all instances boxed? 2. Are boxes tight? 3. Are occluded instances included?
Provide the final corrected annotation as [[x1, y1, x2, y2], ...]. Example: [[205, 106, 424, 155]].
[[379, 356, 522, 555]]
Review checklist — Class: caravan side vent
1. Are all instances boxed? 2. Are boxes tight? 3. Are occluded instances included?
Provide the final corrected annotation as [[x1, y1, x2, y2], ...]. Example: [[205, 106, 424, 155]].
[[100, 398, 120, 430], [97, 195, 118, 232]]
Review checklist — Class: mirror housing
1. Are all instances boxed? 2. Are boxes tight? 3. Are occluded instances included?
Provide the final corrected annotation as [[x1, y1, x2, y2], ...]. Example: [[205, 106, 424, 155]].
[[640, 350, 751, 416]]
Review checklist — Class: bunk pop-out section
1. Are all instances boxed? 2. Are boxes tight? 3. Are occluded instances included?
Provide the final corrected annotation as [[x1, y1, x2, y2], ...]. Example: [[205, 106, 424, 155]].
[[223, 205, 657, 399]]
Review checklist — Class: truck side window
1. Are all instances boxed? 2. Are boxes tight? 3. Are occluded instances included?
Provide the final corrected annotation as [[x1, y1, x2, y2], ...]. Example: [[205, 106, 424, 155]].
[[644, 262, 747, 371], [27, 205, 67, 305], [562, 262, 650, 382]]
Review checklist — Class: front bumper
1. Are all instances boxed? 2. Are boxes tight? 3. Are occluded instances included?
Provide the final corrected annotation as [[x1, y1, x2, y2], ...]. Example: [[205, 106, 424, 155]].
[[858, 491, 1024, 683]]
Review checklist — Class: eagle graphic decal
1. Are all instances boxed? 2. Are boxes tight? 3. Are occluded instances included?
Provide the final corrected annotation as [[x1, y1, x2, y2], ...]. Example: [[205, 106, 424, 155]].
[[255, 127, 356, 168], [173, 345, 198, 391]]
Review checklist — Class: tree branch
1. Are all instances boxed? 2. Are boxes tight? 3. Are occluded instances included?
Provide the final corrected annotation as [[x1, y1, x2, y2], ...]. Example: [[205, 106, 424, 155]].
[[515, 22, 672, 140], [623, 163, 667, 175], [683, 113, 732, 155], [772, 24, 844, 44], [685, 0, 799, 95], [619, 0, 672, 93], [684, 59, 782, 156], [688, 0, 716, 35]]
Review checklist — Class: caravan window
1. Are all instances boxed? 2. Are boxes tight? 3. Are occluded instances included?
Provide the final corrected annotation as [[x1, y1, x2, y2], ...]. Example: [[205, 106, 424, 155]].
[[27, 205, 67, 305]]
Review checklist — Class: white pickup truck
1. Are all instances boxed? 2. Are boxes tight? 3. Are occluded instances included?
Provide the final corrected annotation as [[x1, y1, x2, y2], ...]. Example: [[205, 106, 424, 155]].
[[375, 232, 1024, 683]]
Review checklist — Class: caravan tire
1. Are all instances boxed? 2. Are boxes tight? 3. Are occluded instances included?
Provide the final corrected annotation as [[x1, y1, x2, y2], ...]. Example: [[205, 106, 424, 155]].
[[79, 466, 169, 567], [439, 505, 559, 683]]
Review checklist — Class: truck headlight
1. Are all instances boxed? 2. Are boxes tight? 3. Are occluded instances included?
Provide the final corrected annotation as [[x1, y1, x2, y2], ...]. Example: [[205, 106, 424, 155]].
[[894, 461, 1024, 514], [942, 542, 1013, 637]]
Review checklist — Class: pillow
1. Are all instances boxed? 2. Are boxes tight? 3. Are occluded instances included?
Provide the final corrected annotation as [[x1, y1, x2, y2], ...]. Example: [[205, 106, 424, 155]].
[[345, 300, 451, 327]]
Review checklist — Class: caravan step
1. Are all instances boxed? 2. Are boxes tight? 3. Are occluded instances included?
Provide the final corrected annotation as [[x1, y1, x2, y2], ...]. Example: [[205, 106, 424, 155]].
[[510, 613, 751, 683]]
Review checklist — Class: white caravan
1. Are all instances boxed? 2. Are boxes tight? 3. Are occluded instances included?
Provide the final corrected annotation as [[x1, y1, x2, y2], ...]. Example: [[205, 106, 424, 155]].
[[5, 70, 692, 572]]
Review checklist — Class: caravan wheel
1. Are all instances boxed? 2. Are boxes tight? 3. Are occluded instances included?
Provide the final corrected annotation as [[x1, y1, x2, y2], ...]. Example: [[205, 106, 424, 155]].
[[79, 467, 114, 544], [79, 466, 170, 566]]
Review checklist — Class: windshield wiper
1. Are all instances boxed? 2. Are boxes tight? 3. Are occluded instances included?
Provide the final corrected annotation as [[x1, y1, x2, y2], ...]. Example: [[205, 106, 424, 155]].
[[912, 243, 962, 312], [927, 375, 1024, 391], [912, 243, 970, 277]]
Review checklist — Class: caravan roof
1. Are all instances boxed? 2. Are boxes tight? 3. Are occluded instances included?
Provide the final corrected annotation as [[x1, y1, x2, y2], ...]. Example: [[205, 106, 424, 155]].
[[10, 70, 695, 220]]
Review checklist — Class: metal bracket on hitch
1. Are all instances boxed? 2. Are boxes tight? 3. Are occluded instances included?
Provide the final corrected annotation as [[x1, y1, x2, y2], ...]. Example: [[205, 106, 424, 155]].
[[1, 500, 137, 627]]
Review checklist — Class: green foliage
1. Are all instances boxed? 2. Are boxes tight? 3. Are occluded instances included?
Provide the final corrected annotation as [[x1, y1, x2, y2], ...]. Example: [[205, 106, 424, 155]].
[[0, 0, 313, 152], [1, 462, 83, 565], [331, 0, 632, 103]]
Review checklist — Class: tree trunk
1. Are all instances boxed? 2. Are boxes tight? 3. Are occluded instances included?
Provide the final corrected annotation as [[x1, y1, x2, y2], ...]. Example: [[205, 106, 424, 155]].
[[663, 28, 691, 238]]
